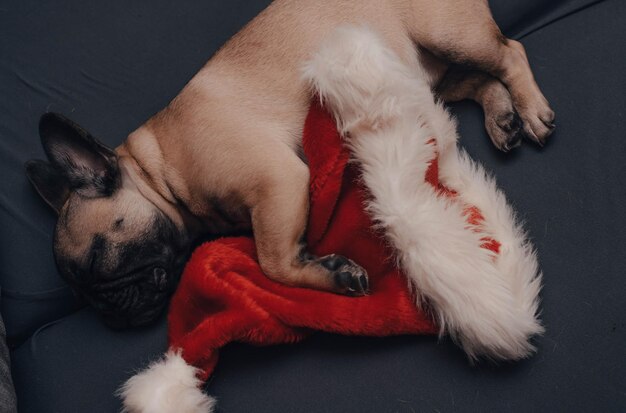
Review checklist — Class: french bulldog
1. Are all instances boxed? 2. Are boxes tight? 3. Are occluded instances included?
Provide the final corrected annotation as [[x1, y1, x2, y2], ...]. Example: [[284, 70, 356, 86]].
[[25, 0, 554, 328]]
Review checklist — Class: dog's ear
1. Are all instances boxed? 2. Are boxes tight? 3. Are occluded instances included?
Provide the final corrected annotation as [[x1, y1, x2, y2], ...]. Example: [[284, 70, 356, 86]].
[[25, 159, 70, 214], [37, 113, 120, 198]]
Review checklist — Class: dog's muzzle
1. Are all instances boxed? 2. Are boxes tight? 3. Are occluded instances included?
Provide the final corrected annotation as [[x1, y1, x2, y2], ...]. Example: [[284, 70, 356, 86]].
[[81, 264, 183, 329]]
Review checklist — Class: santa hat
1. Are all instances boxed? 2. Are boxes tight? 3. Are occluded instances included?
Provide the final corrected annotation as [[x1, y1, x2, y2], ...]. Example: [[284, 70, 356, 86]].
[[120, 26, 542, 413]]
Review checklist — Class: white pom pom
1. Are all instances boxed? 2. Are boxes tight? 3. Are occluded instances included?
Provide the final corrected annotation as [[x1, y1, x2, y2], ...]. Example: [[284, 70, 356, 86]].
[[119, 350, 216, 413]]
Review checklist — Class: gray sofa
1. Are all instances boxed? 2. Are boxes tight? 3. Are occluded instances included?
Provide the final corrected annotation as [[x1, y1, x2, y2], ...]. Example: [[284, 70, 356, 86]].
[[1, 0, 624, 411]]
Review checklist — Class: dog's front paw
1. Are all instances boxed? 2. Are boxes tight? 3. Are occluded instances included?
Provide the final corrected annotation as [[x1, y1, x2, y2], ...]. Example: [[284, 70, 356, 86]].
[[319, 254, 369, 296]]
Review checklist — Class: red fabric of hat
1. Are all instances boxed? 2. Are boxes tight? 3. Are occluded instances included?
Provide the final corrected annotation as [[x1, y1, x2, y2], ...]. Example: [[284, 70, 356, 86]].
[[167, 100, 501, 382]]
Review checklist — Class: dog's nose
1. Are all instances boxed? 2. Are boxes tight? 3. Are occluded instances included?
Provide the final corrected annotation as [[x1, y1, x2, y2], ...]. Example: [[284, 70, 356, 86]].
[[153, 267, 168, 291]]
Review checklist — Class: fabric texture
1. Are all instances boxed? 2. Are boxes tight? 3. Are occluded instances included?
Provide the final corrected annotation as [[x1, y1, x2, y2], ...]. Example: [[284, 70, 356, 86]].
[[122, 29, 541, 413], [167, 101, 439, 381], [2, 0, 625, 412], [124, 86, 535, 411], [163, 30, 543, 384], [0, 296, 17, 413]]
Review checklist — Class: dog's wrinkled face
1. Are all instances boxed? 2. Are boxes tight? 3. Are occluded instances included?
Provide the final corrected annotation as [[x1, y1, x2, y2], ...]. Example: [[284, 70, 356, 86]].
[[53, 189, 190, 328], [26, 113, 191, 328]]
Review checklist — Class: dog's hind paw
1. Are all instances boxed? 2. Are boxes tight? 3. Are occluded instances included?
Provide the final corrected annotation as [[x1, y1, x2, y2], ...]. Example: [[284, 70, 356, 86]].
[[486, 110, 524, 152]]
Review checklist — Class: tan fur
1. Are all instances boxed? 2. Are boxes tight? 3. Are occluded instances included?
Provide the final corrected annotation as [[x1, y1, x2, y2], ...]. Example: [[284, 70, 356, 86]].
[[51, 0, 554, 296], [114, 0, 553, 293]]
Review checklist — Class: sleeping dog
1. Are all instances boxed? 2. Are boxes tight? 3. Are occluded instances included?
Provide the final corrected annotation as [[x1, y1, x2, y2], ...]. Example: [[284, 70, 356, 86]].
[[25, 0, 554, 331]]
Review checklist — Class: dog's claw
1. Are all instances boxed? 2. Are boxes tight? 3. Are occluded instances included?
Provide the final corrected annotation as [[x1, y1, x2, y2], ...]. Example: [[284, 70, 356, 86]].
[[340, 269, 369, 295], [320, 254, 369, 296], [490, 111, 524, 153], [359, 275, 368, 291]]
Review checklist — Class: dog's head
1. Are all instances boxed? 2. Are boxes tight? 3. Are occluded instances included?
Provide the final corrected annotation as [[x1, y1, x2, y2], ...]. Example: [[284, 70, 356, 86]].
[[25, 113, 192, 328]]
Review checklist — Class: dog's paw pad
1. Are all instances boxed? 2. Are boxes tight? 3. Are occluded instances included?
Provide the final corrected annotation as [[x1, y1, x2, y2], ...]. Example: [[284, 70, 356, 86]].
[[492, 111, 524, 152], [319, 254, 369, 296]]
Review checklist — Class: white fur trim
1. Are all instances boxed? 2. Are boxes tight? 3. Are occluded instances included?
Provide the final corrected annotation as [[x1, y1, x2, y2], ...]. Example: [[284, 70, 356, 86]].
[[119, 350, 216, 413], [304, 26, 543, 361]]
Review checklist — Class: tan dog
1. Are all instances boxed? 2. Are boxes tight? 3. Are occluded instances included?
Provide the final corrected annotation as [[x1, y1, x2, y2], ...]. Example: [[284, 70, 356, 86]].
[[25, 0, 554, 329]]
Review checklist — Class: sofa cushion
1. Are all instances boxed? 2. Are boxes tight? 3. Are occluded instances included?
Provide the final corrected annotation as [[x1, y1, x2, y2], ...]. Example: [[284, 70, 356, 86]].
[[0, 298, 17, 413], [1, 0, 624, 412]]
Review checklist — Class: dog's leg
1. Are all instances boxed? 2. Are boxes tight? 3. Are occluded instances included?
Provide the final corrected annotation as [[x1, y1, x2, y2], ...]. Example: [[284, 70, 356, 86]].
[[439, 37, 554, 145], [250, 148, 369, 296], [411, 0, 555, 145], [436, 68, 523, 152], [494, 38, 555, 145]]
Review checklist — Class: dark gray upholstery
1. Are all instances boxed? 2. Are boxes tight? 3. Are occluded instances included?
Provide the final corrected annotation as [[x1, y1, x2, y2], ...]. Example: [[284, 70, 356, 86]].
[[1, 0, 624, 412], [0, 297, 17, 413]]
